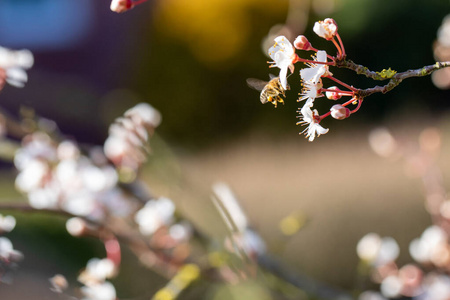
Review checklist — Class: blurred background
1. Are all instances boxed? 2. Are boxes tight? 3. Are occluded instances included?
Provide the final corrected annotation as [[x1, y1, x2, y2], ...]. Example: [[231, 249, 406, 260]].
[[0, 0, 450, 298]]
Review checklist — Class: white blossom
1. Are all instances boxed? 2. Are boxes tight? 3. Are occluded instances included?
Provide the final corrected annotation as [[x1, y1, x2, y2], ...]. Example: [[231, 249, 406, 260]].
[[0, 46, 34, 88], [0, 215, 16, 233], [268, 36, 297, 90], [298, 105, 329, 141], [79, 258, 116, 285], [356, 233, 399, 266], [300, 50, 330, 84], [135, 197, 176, 235], [81, 281, 116, 300], [299, 80, 323, 107], [313, 18, 338, 40], [0, 237, 23, 261]]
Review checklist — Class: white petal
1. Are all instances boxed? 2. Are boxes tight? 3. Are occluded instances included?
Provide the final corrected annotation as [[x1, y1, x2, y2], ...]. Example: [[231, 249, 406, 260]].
[[6, 68, 27, 88], [279, 67, 288, 90], [316, 50, 327, 63]]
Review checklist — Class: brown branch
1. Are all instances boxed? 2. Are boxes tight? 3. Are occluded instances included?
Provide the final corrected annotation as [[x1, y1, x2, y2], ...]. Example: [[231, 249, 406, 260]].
[[335, 59, 386, 80], [0, 202, 179, 279], [356, 61, 450, 98]]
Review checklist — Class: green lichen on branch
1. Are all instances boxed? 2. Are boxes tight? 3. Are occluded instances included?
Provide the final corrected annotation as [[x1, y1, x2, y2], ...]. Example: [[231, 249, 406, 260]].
[[376, 68, 397, 79]]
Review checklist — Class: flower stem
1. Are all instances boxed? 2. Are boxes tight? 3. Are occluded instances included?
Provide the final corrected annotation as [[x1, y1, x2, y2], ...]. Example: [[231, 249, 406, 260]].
[[133, 0, 148, 5], [326, 75, 357, 91], [295, 56, 335, 66], [331, 38, 343, 59], [320, 88, 354, 95], [350, 99, 363, 113], [336, 33, 346, 58]]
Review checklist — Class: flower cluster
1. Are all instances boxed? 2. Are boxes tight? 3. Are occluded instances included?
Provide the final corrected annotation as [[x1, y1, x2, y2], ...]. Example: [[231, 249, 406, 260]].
[[357, 229, 450, 300], [358, 127, 450, 300], [262, 18, 364, 141], [14, 132, 132, 221]]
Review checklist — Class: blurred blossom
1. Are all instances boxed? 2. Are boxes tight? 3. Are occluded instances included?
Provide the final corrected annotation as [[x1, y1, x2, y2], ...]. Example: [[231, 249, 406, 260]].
[[79, 258, 116, 285], [421, 274, 450, 300], [13, 130, 135, 221], [0, 215, 16, 233], [380, 275, 403, 298], [65, 217, 88, 237], [437, 15, 450, 47], [49, 274, 69, 293], [357, 233, 399, 266], [28, 187, 59, 209], [61, 191, 97, 217], [409, 225, 447, 264], [14, 133, 57, 170], [0, 237, 23, 262], [439, 200, 450, 219], [15, 159, 49, 193], [135, 197, 176, 235], [0, 46, 33, 89], [57, 141, 80, 160], [358, 291, 387, 300], [104, 103, 161, 180], [368, 128, 398, 158], [169, 222, 193, 243], [398, 264, 423, 297], [431, 68, 450, 89], [419, 127, 441, 155], [433, 14, 450, 89], [81, 281, 116, 300]]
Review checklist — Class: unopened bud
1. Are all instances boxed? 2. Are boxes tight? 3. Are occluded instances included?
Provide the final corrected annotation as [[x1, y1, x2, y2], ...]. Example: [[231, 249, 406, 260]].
[[330, 104, 351, 120], [325, 86, 342, 100], [294, 35, 311, 50], [110, 0, 134, 13]]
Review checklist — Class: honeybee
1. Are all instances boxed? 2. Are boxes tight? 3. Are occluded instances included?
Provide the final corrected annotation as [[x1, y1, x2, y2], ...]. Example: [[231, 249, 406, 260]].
[[246, 75, 289, 108]]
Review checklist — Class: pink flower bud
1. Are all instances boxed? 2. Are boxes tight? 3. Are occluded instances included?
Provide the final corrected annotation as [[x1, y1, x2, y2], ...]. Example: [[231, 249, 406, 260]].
[[325, 86, 342, 100], [330, 104, 351, 120], [293, 35, 311, 50], [110, 0, 134, 13]]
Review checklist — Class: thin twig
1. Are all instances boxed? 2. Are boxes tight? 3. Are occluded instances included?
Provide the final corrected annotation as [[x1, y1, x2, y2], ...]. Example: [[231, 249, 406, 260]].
[[356, 61, 450, 98]]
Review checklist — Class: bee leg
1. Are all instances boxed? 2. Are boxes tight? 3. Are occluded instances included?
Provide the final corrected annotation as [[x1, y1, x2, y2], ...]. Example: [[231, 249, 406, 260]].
[[268, 96, 278, 108]]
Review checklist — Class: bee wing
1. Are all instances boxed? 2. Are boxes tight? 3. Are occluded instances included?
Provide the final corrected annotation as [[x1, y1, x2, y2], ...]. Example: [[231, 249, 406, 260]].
[[246, 78, 268, 92], [268, 73, 278, 80]]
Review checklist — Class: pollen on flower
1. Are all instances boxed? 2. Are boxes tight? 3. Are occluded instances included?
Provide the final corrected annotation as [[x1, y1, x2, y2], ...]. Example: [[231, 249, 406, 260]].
[[297, 105, 329, 141], [313, 18, 338, 40]]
